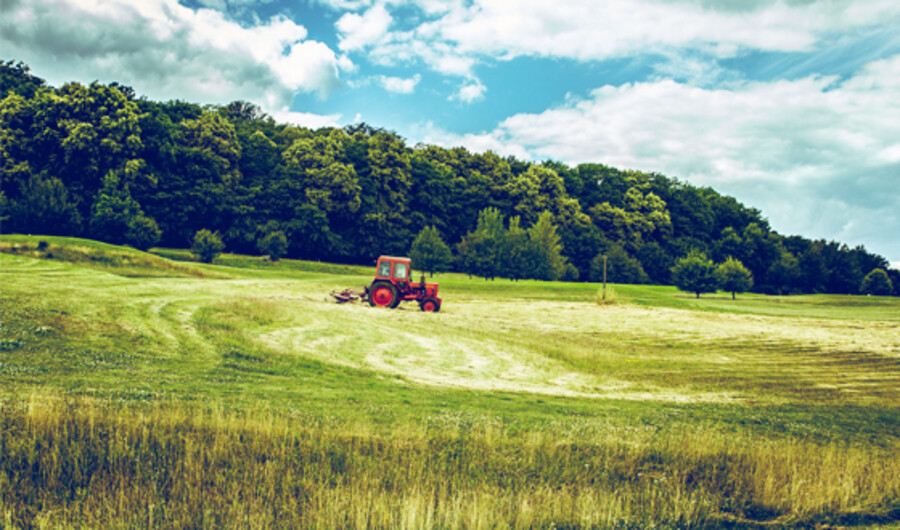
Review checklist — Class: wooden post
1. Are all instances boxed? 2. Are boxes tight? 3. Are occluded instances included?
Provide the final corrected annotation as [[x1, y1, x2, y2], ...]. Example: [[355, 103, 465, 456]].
[[602, 254, 608, 300]]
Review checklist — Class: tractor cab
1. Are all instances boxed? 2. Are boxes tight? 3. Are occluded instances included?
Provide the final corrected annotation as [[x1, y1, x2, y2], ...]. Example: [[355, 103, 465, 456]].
[[367, 256, 441, 312], [375, 256, 410, 282]]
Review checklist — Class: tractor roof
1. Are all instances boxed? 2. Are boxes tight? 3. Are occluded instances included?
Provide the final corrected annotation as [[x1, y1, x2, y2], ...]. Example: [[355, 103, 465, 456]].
[[377, 255, 411, 263]]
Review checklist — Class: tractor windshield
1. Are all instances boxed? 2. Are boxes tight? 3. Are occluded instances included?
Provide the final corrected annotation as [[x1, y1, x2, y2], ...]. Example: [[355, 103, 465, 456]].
[[378, 261, 392, 277], [394, 262, 408, 280]]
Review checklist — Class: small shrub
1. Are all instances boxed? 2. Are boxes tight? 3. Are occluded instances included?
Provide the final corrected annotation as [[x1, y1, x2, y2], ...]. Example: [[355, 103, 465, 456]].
[[37, 240, 49, 251], [191, 229, 225, 263], [126, 216, 162, 251]]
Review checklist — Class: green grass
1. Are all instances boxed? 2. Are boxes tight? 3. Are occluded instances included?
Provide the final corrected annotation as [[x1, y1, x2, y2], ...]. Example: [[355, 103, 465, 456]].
[[1, 235, 899, 528]]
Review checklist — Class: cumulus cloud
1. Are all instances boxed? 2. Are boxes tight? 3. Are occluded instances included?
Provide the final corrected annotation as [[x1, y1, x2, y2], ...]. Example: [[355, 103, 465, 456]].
[[412, 122, 531, 161], [378, 73, 421, 94], [336, 3, 392, 52], [334, 0, 900, 103], [432, 0, 900, 61], [450, 79, 486, 103], [0, 0, 343, 111]]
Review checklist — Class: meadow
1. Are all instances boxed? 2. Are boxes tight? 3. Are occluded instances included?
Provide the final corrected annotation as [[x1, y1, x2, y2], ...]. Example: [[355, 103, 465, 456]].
[[1, 235, 898, 528]]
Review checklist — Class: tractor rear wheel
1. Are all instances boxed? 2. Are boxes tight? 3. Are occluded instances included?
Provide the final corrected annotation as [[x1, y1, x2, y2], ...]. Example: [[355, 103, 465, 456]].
[[369, 281, 398, 308], [419, 297, 440, 312]]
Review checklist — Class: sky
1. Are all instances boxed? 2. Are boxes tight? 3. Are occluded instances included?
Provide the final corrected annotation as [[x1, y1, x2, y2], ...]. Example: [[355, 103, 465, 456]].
[[2, 0, 899, 267]]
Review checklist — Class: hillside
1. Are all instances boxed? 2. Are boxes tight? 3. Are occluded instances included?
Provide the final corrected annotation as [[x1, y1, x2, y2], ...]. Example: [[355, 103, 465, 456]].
[[1, 237, 898, 527], [2, 61, 897, 297]]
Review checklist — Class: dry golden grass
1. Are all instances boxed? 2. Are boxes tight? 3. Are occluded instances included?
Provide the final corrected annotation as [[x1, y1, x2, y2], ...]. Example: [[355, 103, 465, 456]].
[[2, 395, 897, 529]]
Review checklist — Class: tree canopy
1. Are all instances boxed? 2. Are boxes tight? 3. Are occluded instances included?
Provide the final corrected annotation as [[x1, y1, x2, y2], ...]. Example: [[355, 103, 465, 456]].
[[1, 61, 895, 295]]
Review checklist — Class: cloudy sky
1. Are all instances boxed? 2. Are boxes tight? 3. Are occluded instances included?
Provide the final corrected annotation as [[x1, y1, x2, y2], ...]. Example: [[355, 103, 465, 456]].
[[2, 0, 899, 266]]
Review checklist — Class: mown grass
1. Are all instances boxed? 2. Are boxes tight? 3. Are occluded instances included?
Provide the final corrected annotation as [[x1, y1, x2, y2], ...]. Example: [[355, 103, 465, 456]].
[[1, 235, 899, 528]]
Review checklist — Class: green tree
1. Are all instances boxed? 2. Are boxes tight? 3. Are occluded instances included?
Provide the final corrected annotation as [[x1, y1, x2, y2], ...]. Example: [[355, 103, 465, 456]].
[[591, 245, 648, 284], [347, 129, 412, 258], [89, 169, 146, 243], [125, 215, 161, 251], [457, 207, 506, 280], [716, 257, 753, 300], [589, 186, 671, 252], [527, 211, 566, 281], [712, 227, 743, 263], [280, 132, 361, 216], [409, 225, 452, 277], [7, 174, 82, 235], [192, 229, 225, 263], [766, 249, 800, 295], [501, 216, 529, 281], [671, 251, 719, 298], [860, 268, 893, 295], [257, 230, 288, 261], [0, 82, 144, 226]]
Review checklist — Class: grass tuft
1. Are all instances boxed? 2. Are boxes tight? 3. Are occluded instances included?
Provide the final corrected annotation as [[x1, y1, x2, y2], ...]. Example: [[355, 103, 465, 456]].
[[596, 286, 618, 305]]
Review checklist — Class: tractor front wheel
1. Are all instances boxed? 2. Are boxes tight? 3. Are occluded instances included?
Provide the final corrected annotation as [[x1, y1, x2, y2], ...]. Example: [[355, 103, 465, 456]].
[[369, 281, 398, 308], [419, 297, 440, 312]]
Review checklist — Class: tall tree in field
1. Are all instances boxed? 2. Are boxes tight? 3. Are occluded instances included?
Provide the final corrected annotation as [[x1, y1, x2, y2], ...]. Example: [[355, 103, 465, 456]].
[[671, 251, 719, 298], [409, 225, 452, 277], [501, 216, 529, 281], [527, 211, 566, 281], [458, 207, 506, 280], [716, 257, 753, 300], [860, 268, 893, 295]]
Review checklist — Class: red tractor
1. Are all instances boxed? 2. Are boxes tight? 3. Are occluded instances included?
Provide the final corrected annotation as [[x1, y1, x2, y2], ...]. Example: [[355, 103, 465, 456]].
[[366, 255, 442, 312]]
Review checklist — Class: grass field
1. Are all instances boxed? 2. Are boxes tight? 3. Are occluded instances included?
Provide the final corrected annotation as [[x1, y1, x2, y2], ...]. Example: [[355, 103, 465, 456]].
[[1, 235, 898, 528]]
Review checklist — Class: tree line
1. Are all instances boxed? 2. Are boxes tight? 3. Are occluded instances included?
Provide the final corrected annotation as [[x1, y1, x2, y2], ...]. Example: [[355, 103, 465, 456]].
[[1, 60, 896, 295]]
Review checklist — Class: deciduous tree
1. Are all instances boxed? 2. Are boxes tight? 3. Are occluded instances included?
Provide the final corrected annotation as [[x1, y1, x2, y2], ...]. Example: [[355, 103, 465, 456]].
[[860, 268, 893, 295], [716, 257, 753, 300], [671, 251, 719, 298], [409, 225, 452, 277]]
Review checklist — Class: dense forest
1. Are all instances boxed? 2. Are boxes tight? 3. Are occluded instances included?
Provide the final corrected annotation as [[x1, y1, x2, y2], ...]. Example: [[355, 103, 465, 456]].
[[1, 61, 896, 295]]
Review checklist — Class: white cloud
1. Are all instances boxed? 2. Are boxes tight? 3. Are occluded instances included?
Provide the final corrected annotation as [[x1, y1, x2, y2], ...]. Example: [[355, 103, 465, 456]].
[[432, 0, 900, 61], [270, 108, 343, 129], [378, 73, 421, 93], [417, 54, 900, 260], [0, 0, 343, 111], [451, 79, 486, 103], [336, 0, 900, 100], [336, 3, 392, 52], [336, 54, 357, 73]]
